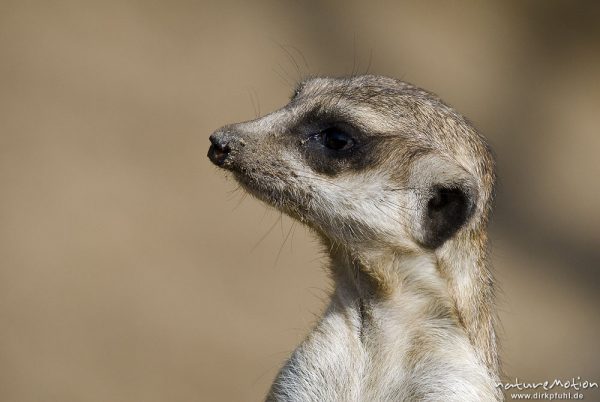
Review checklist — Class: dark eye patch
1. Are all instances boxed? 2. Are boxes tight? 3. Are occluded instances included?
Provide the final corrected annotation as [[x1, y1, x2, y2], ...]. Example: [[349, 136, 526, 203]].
[[295, 124, 384, 177], [283, 106, 390, 176]]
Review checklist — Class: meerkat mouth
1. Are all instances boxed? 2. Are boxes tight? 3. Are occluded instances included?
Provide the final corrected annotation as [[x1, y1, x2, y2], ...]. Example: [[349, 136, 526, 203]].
[[233, 170, 283, 207]]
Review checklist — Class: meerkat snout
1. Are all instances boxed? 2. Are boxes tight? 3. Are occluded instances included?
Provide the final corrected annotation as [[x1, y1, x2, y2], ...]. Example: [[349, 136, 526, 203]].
[[207, 135, 230, 166], [208, 129, 246, 167]]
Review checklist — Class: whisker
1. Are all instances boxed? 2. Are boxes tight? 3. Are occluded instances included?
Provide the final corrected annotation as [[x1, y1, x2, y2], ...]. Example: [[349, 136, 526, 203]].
[[251, 214, 282, 253], [274, 218, 295, 268]]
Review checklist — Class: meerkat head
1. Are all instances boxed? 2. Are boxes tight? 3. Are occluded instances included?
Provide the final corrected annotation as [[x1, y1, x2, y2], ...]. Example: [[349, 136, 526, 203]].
[[208, 75, 495, 254]]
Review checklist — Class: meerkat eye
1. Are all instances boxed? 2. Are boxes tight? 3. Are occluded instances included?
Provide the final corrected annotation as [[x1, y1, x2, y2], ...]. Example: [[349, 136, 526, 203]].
[[322, 127, 354, 151]]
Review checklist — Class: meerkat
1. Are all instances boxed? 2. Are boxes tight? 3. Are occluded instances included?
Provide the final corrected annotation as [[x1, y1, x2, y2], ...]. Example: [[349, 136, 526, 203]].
[[208, 75, 502, 401]]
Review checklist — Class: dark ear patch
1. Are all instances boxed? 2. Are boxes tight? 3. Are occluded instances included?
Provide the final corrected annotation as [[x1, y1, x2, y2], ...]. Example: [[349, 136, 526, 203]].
[[422, 185, 474, 248]]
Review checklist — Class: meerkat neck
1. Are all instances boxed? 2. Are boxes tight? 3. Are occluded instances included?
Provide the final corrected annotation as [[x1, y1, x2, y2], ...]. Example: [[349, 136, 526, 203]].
[[330, 238, 499, 379]]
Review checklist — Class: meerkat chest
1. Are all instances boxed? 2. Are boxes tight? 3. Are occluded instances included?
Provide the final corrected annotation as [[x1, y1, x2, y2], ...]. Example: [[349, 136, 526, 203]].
[[357, 298, 482, 400], [269, 295, 496, 401]]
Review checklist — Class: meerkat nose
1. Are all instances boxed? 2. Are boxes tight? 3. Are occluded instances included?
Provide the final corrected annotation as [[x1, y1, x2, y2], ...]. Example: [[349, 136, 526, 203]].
[[208, 133, 231, 166]]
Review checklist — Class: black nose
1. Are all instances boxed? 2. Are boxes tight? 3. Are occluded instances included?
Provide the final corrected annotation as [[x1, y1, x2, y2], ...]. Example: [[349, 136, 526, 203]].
[[208, 133, 231, 166]]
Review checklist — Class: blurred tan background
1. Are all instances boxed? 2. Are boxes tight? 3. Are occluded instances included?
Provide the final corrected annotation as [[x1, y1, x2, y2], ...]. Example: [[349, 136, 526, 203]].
[[1, 1, 599, 401]]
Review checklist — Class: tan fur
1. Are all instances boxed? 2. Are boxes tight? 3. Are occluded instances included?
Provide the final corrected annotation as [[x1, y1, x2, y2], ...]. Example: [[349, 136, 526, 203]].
[[208, 75, 502, 401]]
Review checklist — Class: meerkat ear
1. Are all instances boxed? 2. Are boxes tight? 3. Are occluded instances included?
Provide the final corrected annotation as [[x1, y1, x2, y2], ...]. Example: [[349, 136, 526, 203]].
[[421, 184, 476, 249]]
